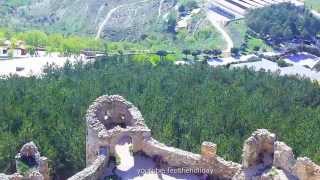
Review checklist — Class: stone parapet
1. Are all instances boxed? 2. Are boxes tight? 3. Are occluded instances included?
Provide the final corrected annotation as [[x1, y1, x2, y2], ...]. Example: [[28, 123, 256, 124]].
[[201, 141, 217, 159], [142, 138, 241, 179], [81, 95, 320, 180], [242, 129, 276, 168], [68, 155, 108, 180], [3, 94, 320, 180]]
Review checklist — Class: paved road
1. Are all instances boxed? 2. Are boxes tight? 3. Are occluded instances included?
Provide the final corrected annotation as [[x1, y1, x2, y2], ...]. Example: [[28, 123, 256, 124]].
[[0, 55, 84, 77]]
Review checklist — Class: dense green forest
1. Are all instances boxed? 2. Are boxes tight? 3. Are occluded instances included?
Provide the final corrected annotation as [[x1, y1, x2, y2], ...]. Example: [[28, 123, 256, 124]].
[[0, 56, 320, 178], [246, 3, 320, 42]]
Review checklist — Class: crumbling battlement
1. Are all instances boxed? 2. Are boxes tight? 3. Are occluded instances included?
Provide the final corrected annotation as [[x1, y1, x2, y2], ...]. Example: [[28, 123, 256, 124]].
[[75, 95, 320, 180], [86, 95, 151, 165], [0, 142, 49, 180], [68, 155, 108, 180], [2, 95, 319, 180], [141, 138, 241, 179], [234, 129, 320, 180]]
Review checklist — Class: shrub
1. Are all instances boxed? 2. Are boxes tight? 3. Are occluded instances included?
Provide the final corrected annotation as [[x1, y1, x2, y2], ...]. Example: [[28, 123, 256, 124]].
[[247, 56, 262, 62], [312, 61, 320, 72], [129, 145, 133, 155], [231, 47, 240, 57], [277, 59, 293, 67], [115, 154, 121, 166]]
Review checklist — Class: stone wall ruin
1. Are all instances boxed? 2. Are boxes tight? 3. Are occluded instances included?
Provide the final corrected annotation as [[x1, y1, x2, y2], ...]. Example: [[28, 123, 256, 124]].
[[0, 142, 49, 180], [3, 94, 318, 180], [78, 94, 320, 180]]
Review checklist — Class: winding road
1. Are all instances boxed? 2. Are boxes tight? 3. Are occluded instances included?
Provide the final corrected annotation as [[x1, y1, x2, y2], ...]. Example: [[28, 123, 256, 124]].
[[95, 5, 124, 39], [95, 0, 154, 40], [206, 11, 234, 53], [158, 0, 165, 17]]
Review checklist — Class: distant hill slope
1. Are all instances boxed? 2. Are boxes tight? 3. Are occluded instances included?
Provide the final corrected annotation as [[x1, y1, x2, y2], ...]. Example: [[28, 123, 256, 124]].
[[305, 0, 320, 12], [0, 0, 176, 40]]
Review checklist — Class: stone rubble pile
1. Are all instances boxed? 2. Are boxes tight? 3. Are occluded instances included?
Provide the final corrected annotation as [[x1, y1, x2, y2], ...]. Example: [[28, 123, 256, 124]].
[[234, 129, 320, 180]]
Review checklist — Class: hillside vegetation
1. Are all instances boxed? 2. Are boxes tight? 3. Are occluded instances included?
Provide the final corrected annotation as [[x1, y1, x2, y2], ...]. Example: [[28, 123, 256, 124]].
[[305, 0, 320, 12], [246, 3, 320, 42], [0, 57, 320, 178], [0, 0, 175, 38], [0, 0, 227, 53]]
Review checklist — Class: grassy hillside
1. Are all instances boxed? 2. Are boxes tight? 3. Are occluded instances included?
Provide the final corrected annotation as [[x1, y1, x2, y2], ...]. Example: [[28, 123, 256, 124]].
[[0, 0, 175, 37], [226, 20, 272, 53], [0, 0, 226, 53], [0, 57, 319, 178]]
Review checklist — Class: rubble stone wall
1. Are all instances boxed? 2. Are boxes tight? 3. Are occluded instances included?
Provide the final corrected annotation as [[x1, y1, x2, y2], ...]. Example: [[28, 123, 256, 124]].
[[3, 94, 319, 180], [68, 155, 108, 180], [81, 95, 320, 180], [141, 138, 241, 179]]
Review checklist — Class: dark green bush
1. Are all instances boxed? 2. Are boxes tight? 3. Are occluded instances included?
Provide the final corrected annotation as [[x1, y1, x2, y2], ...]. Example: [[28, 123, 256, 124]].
[[277, 59, 293, 67]]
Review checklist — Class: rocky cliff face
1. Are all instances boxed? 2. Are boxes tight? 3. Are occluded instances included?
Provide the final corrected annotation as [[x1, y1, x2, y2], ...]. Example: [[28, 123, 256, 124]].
[[0, 0, 176, 40]]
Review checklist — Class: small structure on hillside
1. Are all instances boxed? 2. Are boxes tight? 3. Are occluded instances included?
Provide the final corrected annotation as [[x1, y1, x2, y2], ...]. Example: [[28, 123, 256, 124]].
[[0, 40, 28, 59], [80, 50, 97, 59]]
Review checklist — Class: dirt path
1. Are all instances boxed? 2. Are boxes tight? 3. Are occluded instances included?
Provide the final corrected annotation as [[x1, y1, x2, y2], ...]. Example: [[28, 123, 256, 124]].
[[95, 0, 152, 40], [158, 0, 165, 17], [206, 11, 234, 53], [95, 5, 124, 39]]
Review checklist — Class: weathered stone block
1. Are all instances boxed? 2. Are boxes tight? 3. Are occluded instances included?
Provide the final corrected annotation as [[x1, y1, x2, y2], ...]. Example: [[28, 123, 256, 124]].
[[292, 157, 320, 180], [201, 141, 217, 159], [242, 129, 276, 168], [28, 171, 44, 180], [39, 157, 49, 180], [273, 141, 295, 173]]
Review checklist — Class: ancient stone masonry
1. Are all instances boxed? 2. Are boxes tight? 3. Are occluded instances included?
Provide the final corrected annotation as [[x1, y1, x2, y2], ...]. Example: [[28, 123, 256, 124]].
[[0, 142, 49, 180], [67, 155, 108, 180], [234, 129, 320, 180], [74, 94, 320, 180], [85, 95, 151, 165], [3, 95, 318, 180]]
